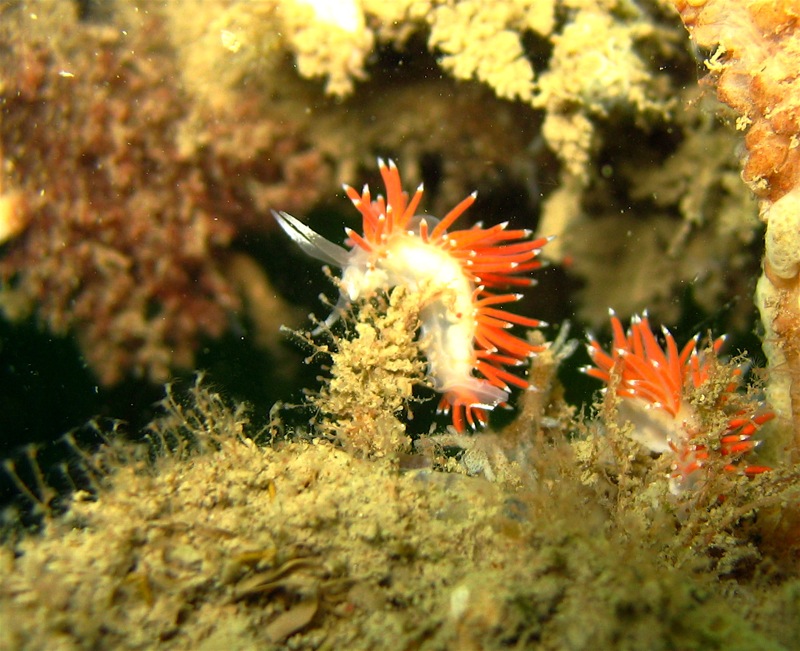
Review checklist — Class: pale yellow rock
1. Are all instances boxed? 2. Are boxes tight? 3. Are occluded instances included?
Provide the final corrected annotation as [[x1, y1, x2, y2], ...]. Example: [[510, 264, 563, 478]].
[[763, 187, 800, 280], [756, 273, 792, 420]]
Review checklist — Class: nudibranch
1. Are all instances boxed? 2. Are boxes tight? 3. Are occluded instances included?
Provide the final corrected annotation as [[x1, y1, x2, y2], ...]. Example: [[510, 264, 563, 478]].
[[272, 159, 550, 431], [583, 311, 773, 493]]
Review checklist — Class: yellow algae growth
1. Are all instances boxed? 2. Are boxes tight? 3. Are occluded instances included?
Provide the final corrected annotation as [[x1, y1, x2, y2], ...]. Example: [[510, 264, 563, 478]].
[[4, 374, 800, 650]]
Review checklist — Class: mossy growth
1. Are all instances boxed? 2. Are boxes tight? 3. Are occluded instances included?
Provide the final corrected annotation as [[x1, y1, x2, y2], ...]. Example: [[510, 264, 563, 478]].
[[300, 286, 428, 460], [2, 346, 800, 650]]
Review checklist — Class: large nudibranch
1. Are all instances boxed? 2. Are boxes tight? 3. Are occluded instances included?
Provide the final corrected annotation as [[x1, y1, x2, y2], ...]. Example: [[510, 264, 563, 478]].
[[272, 159, 551, 431], [583, 311, 773, 492]]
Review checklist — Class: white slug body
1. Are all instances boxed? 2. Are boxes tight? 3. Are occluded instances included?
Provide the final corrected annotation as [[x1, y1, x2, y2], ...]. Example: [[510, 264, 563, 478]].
[[273, 159, 550, 431], [347, 232, 508, 410]]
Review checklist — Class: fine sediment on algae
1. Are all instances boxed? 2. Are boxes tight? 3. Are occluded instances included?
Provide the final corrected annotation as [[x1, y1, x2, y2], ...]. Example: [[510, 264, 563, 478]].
[[2, 375, 800, 651]]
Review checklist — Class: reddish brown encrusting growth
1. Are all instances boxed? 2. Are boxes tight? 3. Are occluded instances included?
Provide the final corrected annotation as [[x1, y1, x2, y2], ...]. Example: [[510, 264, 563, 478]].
[[0, 8, 327, 385], [669, 0, 800, 457], [671, 1, 800, 201]]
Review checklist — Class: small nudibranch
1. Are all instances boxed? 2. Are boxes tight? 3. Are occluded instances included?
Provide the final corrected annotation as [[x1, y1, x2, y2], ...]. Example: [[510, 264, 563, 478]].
[[272, 159, 551, 431], [582, 311, 773, 492]]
